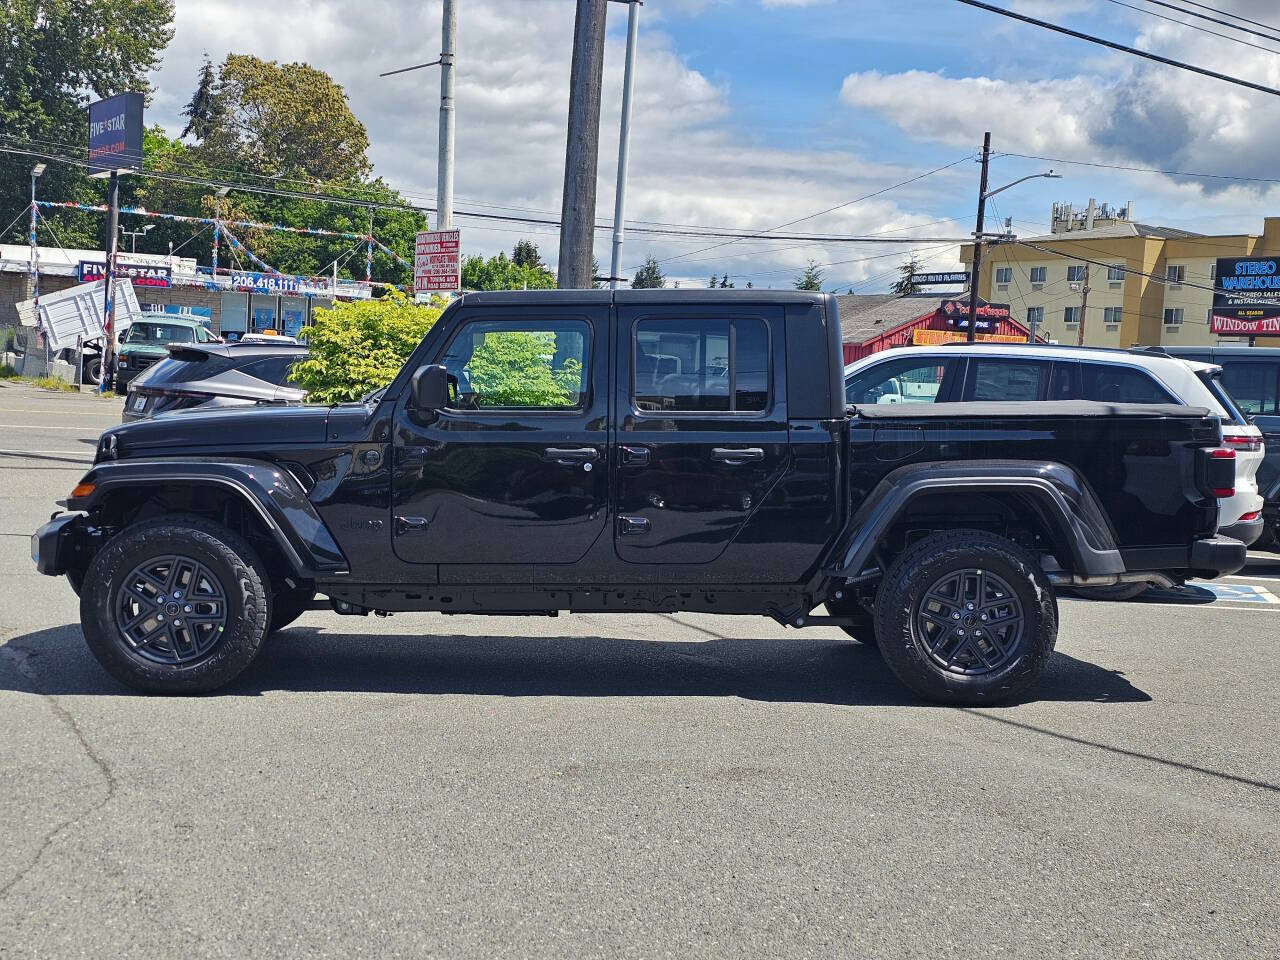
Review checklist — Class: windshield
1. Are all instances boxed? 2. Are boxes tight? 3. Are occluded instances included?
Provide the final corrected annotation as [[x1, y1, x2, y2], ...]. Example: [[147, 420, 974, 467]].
[[125, 322, 196, 346]]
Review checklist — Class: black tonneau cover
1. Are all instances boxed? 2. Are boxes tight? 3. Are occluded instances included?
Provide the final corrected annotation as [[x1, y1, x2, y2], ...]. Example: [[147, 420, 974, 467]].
[[852, 401, 1212, 419]]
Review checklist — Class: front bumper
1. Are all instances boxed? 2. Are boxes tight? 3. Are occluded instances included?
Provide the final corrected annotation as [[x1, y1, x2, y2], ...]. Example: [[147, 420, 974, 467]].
[[1219, 515, 1265, 548], [30, 513, 87, 577], [1189, 534, 1248, 579]]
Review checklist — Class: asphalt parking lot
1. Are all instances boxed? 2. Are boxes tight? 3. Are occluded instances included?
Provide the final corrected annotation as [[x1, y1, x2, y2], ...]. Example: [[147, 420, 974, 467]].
[[0, 380, 1277, 959]]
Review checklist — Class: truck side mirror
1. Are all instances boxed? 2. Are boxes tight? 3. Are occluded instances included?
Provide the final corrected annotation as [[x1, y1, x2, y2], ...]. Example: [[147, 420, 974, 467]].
[[411, 364, 450, 411]]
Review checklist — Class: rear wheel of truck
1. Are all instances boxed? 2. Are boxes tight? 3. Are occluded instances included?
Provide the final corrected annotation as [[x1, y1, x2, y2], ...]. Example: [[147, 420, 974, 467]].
[[83, 356, 103, 386], [873, 530, 1057, 706], [80, 517, 270, 694]]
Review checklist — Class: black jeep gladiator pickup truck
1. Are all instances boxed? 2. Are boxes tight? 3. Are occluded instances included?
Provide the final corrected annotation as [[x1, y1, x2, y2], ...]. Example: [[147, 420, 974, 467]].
[[32, 290, 1246, 704]]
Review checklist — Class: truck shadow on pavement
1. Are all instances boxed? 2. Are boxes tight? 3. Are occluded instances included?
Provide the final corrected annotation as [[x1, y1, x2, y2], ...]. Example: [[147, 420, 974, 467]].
[[2, 623, 1151, 707]]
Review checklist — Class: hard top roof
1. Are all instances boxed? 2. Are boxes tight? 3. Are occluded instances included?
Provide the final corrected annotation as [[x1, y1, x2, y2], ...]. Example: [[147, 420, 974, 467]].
[[457, 289, 828, 306]]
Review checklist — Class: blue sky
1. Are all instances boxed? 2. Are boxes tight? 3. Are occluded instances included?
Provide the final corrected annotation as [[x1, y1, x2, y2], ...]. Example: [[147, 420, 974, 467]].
[[149, 0, 1280, 289]]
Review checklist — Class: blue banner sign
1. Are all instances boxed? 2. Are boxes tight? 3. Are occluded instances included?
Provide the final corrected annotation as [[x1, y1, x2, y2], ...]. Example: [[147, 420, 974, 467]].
[[88, 93, 144, 177]]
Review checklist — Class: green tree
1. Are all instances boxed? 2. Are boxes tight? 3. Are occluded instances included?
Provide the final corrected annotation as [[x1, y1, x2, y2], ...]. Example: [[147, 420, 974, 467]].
[[188, 54, 371, 182], [631, 255, 665, 289], [892, 256, 922, 295], [0, 0, 176, 246], [461, 251, 556, 290], [466, 331, 583, 407], [181, 56, 224, 141], [794, 260, 824, 291], [512, 239, 544, 270], [290, 290, 441, 403], [719, 273, 733, 289]]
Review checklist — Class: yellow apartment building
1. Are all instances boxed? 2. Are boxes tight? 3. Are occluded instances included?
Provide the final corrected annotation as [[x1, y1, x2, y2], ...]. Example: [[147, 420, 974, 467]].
[[959, 200, 1280, 347]]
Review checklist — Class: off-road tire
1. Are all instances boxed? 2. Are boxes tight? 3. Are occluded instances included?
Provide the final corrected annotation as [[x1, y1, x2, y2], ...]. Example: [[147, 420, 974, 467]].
[[80, 516, 270, 693], [1068, 582, 1150, 602], [873, 529, 1057, 705], [825, 594, 878, 646], [269, 587, 315, 633]]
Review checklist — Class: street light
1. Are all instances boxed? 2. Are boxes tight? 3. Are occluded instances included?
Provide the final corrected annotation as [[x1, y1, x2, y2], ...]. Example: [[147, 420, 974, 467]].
[[121, 223, 155, 253], [966, 136, 1061, 341]]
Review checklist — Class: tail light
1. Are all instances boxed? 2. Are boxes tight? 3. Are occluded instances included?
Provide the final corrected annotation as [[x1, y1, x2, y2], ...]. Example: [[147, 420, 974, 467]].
[[1239, 510, 1262, 522], [1201, 447, 1236, 498], [1222, 432, 1262, 452]]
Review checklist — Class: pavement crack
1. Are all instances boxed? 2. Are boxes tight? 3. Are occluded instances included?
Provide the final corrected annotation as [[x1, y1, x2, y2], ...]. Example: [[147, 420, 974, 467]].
[[0, 642, 119, 900]]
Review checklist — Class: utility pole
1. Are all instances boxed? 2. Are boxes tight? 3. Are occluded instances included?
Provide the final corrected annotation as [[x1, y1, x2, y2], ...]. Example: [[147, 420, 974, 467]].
[[438, 0, 456, 231], [1076, 262, 1091, 346], [558, 0, 609, 289], [609, 0, 641, 289], [101, 171, 120, 391], [966, 131, 992, 343]]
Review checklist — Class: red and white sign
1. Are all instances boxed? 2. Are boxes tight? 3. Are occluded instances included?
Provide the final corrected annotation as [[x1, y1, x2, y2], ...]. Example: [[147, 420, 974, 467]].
[[1210, 313, 1280, 336], [414, 229, 461, 293]]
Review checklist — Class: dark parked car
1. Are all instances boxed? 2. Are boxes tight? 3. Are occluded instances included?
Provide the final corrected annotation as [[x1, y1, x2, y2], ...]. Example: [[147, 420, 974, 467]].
[[122, 343, 308, 422], [33, 291, 1244, 704], [1162, 346, 1280, 546]]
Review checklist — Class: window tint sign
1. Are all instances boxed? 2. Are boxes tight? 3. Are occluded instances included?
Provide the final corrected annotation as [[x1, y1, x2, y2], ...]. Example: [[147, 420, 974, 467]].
[[88, 93, 144, 177], [1211, 257, 1280, 333], [77, 261, 171, 288]]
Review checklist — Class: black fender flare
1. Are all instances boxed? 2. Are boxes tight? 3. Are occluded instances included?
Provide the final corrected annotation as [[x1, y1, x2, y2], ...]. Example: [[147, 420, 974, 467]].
[[70, 458, 348, 578], [823, 460, 1124, 579]]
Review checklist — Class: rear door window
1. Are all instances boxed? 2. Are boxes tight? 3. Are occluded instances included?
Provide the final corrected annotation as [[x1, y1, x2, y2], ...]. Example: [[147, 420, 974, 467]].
[[965, 359, 1050, 401], [1218, 361, 1279, 415], [633, 317, 769, 413], [844, 357, 958, 406], [1079, 364, 1176, 403]]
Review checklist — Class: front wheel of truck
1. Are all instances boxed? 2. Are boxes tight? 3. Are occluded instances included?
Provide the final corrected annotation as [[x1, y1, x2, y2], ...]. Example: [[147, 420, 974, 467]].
[[80, 517, 271, 694], [873, 530, 1057, 706]]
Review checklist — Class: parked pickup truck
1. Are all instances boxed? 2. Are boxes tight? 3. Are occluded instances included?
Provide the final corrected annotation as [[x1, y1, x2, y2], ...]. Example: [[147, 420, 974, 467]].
[[31, 291, 1246, 704]]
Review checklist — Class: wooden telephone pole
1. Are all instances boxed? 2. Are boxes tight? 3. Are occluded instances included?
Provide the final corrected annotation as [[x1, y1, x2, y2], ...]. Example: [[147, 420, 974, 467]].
[[558, 0, 609, 289], [966, 132, 992, 343], [1076, 263, 1090, 346]]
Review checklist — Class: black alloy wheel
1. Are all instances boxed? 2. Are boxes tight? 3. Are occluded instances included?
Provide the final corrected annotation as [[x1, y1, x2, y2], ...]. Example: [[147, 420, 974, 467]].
[[873, 529, 1057, 705], [914, 568, 1024, 676], [113, 555, 229, 665], [81, 516, 270, 693]]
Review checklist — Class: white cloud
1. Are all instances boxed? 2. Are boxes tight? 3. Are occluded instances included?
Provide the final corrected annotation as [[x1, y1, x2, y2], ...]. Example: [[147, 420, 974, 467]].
[[147, 0, 962, 288]]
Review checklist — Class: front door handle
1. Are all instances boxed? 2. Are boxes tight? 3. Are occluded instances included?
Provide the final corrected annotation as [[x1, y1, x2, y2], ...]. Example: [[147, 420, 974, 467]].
[[544, 446, 599, 465], [711, 447, 765, 465]]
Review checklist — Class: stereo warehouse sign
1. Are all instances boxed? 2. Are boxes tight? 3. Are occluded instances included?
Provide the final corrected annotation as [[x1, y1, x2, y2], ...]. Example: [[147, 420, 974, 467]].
[[1212, 256, 1280, 335]]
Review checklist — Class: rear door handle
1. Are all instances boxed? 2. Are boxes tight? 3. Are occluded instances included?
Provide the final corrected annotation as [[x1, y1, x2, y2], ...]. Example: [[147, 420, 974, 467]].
[[395, 515, 429, 534], [544, 446, 599, 465], [711, 447, 765, 465]]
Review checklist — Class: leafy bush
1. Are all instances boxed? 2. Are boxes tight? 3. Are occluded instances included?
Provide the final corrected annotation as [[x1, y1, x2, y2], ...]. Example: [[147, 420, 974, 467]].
[[461, 251, 556, 291], [466, 331, 583, 407], [290, 290, 442, 403]]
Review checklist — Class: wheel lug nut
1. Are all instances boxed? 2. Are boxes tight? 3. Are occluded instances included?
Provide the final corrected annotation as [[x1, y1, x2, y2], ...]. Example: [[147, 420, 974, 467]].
[[966, 602, 975, 610], [184, 604, 192, 612], [157, 614, 165, 622], [980, 614, 988, 621], [175, 619, 183, 627], [174, 591, 183, 599], [956, 629, 966, 636], [952, 612, 961, 620]]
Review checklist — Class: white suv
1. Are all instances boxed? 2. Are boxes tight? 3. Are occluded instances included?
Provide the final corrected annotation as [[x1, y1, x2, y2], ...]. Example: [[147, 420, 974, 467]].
[[844, 344, 1265, 553]]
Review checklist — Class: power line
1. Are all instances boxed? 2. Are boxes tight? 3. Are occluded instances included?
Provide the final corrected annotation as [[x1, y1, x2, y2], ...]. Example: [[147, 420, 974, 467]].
[[1131, 0, 1280, 43], [1179, 0, 1280, 36], [1104, 0, 1280, 55], [632, 154, 976, 270], [954, 0, 1280, 97], [995, 151, 1280, 185], [2, 146, 972, 248]]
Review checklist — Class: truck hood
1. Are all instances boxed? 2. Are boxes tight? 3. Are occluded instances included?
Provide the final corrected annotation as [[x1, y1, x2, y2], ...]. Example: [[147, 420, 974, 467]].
[[97, 403, 332, 461]]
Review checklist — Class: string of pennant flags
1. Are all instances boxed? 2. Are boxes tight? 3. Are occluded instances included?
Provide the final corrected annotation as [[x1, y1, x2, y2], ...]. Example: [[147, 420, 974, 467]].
[[32, 199, 416, 289]]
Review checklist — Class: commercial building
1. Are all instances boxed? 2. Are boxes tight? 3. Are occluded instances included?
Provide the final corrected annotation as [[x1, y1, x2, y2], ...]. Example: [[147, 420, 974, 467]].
[[959, 201, 1280, 348], [838, 292, 1037, 362], [0, 243, 370, 343]]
